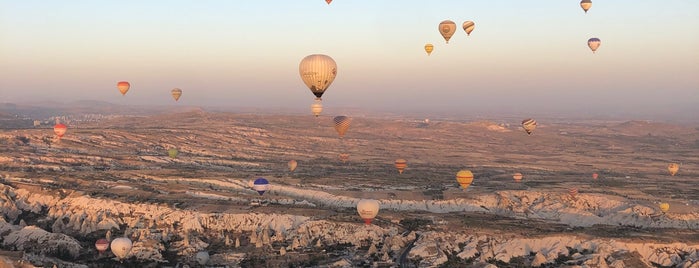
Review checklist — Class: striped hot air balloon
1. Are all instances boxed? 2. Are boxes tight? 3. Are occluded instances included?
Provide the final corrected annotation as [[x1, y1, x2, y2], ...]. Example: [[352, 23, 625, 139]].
[[521, 118, 537, 135], [568, 188, 578, 198], [252, 178, 270, 195], [311, 100, 323, 117], [395, 159, 407, 174], [171, 88, 182, 101], [456, 170, 474, 190], [513, 172, 523, 182], [333, 116, 352, 138], [299, 54, 337, 100], [95, 238, 109, 254], [339, 153, 350, 163], [439, 20, 457, 44], [588, 38, 601, 53], [668, 163, 679, 176], [424, 43, 434, 56], [462, 21, 475, 36], [117, 81, 130, 96], [580, 0, 592, 13]]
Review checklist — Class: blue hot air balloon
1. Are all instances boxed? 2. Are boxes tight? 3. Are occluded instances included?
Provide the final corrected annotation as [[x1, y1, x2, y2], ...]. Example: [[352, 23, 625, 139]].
[[253, 178, 270, 195]]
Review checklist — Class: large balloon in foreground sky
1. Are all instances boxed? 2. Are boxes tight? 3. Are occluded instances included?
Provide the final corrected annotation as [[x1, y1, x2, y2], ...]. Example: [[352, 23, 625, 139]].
[[424, 44, 434, 56], [395, 159, 407, 174], [587, 38, 601, 53], [299, 54, 337, 100], [580, 0, 592, 13], [456, 170, 474, 190], [311, 100, 323, 117], [95, 239, 109, 254], [357, 199, 380, 225], [333, 116, 352, 138], [462, 21, 475, 36], [521, 118, 537, 135], [171, 88, 182, 101], [54, 123, 67, 138], [111, 237, 133, 260], [288, 160, 297, 172], [117, 81, 130, 96], [668, 163, 679, 176], [439, 20, 457, 43], [253, 178, 270, 195]]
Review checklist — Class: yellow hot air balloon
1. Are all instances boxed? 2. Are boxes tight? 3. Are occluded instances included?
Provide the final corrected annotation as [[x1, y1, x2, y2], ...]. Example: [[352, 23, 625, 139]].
[[168, 148, 178, 159], [521, 118, 537, 135], [513, 172, 523, 182], [395, 159, 407, 174], [668, 163, 679, 176], [311, 100, 323, 117], [462, 21, 475, 36], [456, 170, 474, 190], [333, 116, 352, 138], [117, 81, 130, 96], [357, 199, 380, 225], [659, 202, 670, 213], [587, 38, 601, 53], [424, 43, 434, 56], [288, 160, 298, 172], [439, 20, 457, 44], [299, 54, 337, 100], [580, 0, 592, 13], [171, 88, 182, 101]]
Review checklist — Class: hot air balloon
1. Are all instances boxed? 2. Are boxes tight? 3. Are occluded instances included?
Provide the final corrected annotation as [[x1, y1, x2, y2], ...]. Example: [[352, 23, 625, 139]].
[[395, 159, 407, 174], [311, 100, 323, 117], [326, 0, 332, 4], [587, 38, 601, 53], [456, 170, 474, 190], [592, 173, 599, 180], [439, 20, 457, 43], [253, 178, 270, 195], [357, 199, 380, 225], [424, 44, 434, 56], [54, 123, 67, 138], [580, 0, 592, 13], [668, 163, 679, 176], [339, 153, 350, 163], [659, 202, 670, 213], [513, 172, 523, 182], [333, 116, 352, 138], [521, 118, 537, 135], [299, 54, 337, 100], [117, 81, 130, 96], [196, 251, 210, 265], [111, 237, 133, 260], [95, 238, 109, 254], [168, 148, 179, 159], [569, 188, 578, 198], [288, 160, 298, 172], [462, 21, 475, 36], [171, 88, 182, 101]]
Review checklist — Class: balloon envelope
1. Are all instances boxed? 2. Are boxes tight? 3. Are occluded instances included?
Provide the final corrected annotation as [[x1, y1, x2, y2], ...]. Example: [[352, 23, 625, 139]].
[[339, 153, 350, 163], [110, 237, 133, 259], [326, 0, 332, 4], [168, 148, 178, 159], [171, 88, 182, 101], [357, 199, 380, 225], [311, 100, 323, 117], [95, 238, 109, 253], [424, 44, 434, 55], [333, 116, 352, 138], [395, 159, 407, 174], [668, 163, 679, 176], [592, 173, 599, 180], [196, 251, 210, 265], [54, 123, 67, 138], [456, 170, 474, 190], [288, 160, 298, 172], [439, 20, 457, 43], [513, 173, 523, 182], [299, 54, 337, 100], [588, 38, 601, 53], [253, 178, 270, 195], [117, 81, 130, 96], [580, 0, 592, 13], [569, 188, 579, 198], [521, 118, 537, 135], [462, 21, 475, 36], [659, 202, 670, 213]]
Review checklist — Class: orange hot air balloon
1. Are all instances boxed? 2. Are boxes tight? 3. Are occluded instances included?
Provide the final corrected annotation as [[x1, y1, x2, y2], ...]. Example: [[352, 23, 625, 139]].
[[521, 118, 537, 135], [667, 163, 679, 176], [456, 170, 474, 190], [592, 173, 599, 180], [569, 188, 578, 198], [326, 0, 332, 4], [439, 20, 457, 44], [288, 160, 298, 172], [394, 159, 407, 174], [95, 238, 109, 254], [54, 123, 67, 138], [117, 81, 130, 96], [333, 116, 352, 138], [339, 153, 350, 163], [659, 202, 670, 213], [513, 173, 523, 182]]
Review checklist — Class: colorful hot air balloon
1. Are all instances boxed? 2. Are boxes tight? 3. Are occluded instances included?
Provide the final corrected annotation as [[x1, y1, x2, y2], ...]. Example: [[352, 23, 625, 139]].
[[592, 173, 599, 180], [117, 81, 130, 96], [357, 199, 380, 225], [168, 148, 179, 159], [333, 116, 352, 138], [339, 153, 350, 163], [54, 123, 67, 138], [513, 172, 523, 182], [253, 178, 270, 195], [569, 188, 578, 198], [326, 0, 332, 4], [668, 163, 679, 176], [95, 238, 109, 254], [659, 202, 670, 213], [456, 170, 474, 190], [395, 159, 407, 174], [288, 160, 298, 172], [462, 21, 475, 36], [580, 0, 592, 13], [196, 251, 210, 265], [299, 54, 337, 100], [110, 237, 133, 260], [587, 38, 601, 53], [521, 118, 537, 135], [171, 88, 182, 101], [311, 100, 323, 117], [439, 20, 457, 43], [424, 44, 434, 56]]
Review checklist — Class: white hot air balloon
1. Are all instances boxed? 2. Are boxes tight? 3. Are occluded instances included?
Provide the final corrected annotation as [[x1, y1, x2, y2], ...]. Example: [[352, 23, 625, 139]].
[[357, 199, 380, 225], [196, 251, 210, 265], [110, 237, 133, 260], [299, 54, 337, 100]]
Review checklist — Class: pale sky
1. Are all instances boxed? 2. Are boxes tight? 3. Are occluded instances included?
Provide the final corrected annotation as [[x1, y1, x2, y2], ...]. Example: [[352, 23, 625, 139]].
[[1, 1, 698, 118]]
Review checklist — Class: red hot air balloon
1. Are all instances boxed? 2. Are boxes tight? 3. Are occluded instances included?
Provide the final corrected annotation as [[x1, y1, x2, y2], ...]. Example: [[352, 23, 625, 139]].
[[592, 173, 599, 180], [54, 123, 67, 138], [95, 238, 109, 254]]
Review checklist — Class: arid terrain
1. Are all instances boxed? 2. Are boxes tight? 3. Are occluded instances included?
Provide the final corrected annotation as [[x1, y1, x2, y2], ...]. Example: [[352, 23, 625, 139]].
[[0, 107, 697, 267]]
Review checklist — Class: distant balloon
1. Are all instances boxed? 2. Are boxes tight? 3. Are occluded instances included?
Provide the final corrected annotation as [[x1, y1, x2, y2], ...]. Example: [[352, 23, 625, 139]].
[[569, 188, 578, 198], [299, 54, 337, 100], [110, 237, 133, 260], [424, 118, 430, 124], [456, 170, 474, 190], [521, 118, 537, 135], [424, 43, 434, 56], [580, 0, 592, 13], [326, 0, 332, 4], [333, 116, 352, 138], [54, 123, 67, 138], [288, 160, 298, 172], [587, 38, 601, 53], [339, 153, 350, 163], [168, 148, 178, 159], [592, 173, 599, 180], [659, 202, 670, 213], [196, 251, 210, 265], [311, 100, 323, 117], [439, 20, 457, 43], [253, 178, 270, 195], [171, 88, 182, 101], [513, 172, 523, 182], [462, 21, 475, 36], [357, 199, 380, 225], [668, 163, 679, 176], [95, 238, 109, 254], [117, 81, 130, 96], [395, 159, 407, 174]]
